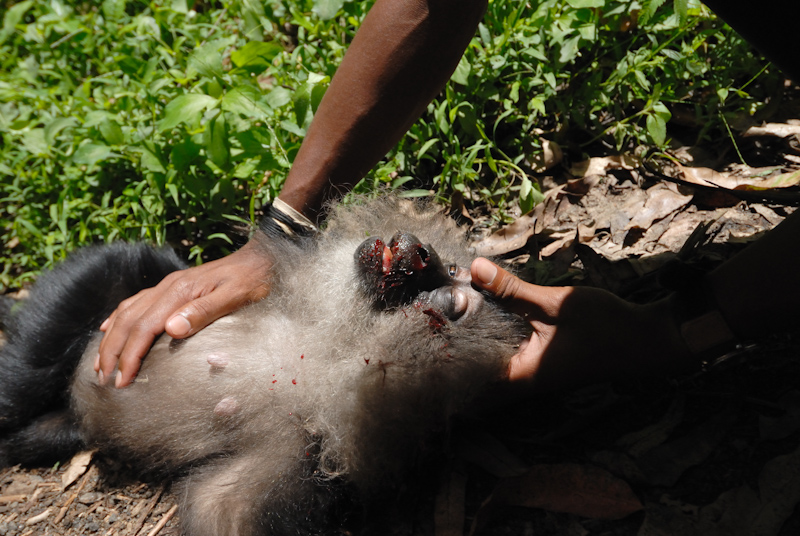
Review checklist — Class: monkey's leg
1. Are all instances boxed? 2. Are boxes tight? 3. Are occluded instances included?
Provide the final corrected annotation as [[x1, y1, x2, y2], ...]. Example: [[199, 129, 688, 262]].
[[178, 439, 352, 536], [0, 410, 83, 467]]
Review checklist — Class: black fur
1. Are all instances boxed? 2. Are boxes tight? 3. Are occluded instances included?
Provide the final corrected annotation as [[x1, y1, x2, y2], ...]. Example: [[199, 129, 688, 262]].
[[0, 243, 184, 448]]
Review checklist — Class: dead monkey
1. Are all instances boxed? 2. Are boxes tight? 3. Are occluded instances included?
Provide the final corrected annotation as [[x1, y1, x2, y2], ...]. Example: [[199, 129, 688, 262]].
[[0, 196, 528, 535]]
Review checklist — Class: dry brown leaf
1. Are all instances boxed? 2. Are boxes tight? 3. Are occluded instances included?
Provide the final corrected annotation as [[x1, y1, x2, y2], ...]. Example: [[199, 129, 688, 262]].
[[61, 451, 93, 490], [641, 442, 800, 536], [736, 169, 800, 190], [751, 205, 785, 226], [529, 139, 564, 172], [456, 430, 529, 479], [4, 473, 43, 496], [540, 232, 574, 258], [617, 396, 685, 458], [677, 163, 800, 191], [570, 154, 641, 177], [494, 463, 643, 520], [472, 215, 534, 256], [565, 174, 603, 195], [637, 412, 736, 487], [742, 122, 800, 138], [625, 184, 692, 231]]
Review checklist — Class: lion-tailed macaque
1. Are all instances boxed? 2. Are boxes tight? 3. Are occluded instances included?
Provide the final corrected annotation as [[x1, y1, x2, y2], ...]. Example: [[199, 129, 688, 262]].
[[0, 197, 528, 535]]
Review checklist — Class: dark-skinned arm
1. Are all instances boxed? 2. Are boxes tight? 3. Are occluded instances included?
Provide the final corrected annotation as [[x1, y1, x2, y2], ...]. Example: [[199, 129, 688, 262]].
[[97, 0, 488, 387]]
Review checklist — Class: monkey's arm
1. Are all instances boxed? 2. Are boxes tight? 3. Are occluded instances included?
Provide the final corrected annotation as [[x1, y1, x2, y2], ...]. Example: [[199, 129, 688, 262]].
[[472, 208, 800, 392], [97, 0, 487, 387]]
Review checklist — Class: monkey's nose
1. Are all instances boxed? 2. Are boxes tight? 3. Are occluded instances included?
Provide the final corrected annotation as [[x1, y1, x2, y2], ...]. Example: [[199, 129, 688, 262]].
[[387, 233, 431, 273]]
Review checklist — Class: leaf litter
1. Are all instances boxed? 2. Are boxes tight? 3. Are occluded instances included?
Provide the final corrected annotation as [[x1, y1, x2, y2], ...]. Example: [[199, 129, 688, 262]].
[[4, 130, 800, 536]]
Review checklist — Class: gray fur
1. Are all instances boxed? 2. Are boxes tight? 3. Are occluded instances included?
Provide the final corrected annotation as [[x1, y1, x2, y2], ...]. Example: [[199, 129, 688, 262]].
[[29, 197, 529, 534]]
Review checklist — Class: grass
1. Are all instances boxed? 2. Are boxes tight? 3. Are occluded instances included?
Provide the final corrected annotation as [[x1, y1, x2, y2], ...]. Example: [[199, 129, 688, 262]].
[[0, 0, 779, 289]]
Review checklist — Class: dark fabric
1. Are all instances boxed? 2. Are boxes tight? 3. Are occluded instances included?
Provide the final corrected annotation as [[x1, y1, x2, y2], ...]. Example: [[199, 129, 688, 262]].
[[704, 1, 799, 81]]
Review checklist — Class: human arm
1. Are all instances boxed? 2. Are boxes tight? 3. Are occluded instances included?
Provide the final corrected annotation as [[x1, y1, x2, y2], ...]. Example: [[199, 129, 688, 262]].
[[471, 209, 800, 392], [97, 0, 488, 387]]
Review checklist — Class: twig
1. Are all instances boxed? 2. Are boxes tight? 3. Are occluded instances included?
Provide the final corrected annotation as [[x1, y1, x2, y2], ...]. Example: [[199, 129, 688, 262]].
[[54, 466, 93, 524], [24, 507, 52, 526], [200, 7, 228, 46], [132, 485, 164, 536], [145, 504, 178, 536]]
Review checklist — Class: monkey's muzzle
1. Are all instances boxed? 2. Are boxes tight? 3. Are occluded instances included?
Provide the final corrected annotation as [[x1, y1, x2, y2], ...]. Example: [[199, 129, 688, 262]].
[[355, 232, 449, 307]]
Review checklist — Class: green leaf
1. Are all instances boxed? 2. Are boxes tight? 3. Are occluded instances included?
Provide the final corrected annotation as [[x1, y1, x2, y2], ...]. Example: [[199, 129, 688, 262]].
[[674, 0, 689, 23], [417, 138, 439, 159], [519, 176, 543, 214], [99, 119, 125, 145], [20, 129, 48, 156], [651, 101, 672, 122], [138, 147, 166, 173], [279, 120, 306, 137], [530, 97, 546, 116], [44, 117, 78, 145], [171, 0, 188, 13], [222, 86, 268, 119], [646, 113, 667, 146], [0, 0, 34, 46], [230, 41, 283, 72], [102, 0, 126, 22], [397, 189, 433, 198], [207, 232, 234, 245], [73, 142, 117, 167], [634, 70, 651, 91], [565, 0, 605, 7], [170, 138, 202, 171], [313, 0, 346, 20], [158, 94, 218, 132], [188, 41, 225, 80], [265, 87, 292, 108], [205, 115, 230, 169], [451, 55, 471, 86], [640, 0, 667, 24], [293, 83, 310, 128]]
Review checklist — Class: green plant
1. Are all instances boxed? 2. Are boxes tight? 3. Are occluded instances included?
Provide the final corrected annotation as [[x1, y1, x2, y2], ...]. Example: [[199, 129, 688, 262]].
[[0, 0, 777, 289]]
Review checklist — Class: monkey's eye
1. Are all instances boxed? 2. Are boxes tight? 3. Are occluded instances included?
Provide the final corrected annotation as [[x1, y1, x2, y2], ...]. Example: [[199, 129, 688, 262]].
[[447, 264, 457, 277]]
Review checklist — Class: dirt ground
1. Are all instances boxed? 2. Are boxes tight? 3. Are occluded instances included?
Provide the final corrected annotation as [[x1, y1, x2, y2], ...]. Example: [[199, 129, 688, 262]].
[[3, 110, 800, 536]]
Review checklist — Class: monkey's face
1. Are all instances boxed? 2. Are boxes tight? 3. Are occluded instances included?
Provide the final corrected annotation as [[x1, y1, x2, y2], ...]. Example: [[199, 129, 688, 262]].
[[354, 232, 482, 322]]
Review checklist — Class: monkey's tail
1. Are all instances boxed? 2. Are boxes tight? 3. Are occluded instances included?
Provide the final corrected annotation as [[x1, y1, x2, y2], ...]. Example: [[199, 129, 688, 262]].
[[0, 243, 186, 434]]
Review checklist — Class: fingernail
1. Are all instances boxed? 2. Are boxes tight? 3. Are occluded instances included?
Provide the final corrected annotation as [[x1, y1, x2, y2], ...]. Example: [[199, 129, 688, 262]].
[[99, 317, 110, 331], [115, 373, 124, 389], [474, 259, 497, 286], [167, 314, 192, 337], [97, 369, 105, 385], [93, 353, 100, 372]]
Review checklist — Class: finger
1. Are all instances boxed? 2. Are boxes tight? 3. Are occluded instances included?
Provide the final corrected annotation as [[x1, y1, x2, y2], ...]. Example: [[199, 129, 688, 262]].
[[97, 284, 190, 384], [114, 330, 161, 388], [164, 289, 255, 340], [471, 258, 541, 311]]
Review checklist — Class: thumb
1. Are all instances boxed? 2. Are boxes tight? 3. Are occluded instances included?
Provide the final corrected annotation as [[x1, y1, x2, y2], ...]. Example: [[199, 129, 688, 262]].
[[471, 257, 540, 312]]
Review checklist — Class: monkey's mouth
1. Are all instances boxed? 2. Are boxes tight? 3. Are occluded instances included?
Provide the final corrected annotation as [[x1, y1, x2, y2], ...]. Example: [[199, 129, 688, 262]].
[[355, 232, 449, 307]]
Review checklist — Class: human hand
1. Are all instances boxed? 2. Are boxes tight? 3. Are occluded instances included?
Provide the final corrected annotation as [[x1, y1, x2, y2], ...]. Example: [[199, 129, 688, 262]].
[[96, 241, 273, 388], [470, 258, 693, 392]]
